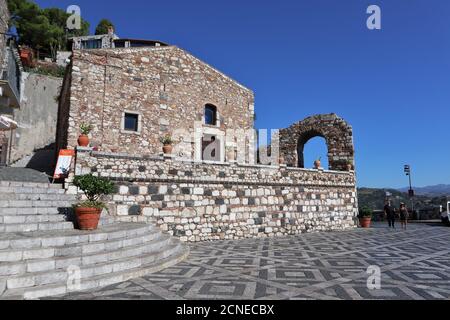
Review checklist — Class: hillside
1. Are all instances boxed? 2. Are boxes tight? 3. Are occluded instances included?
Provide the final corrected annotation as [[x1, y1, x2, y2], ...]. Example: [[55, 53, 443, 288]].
[[398, 184, 450, 197], [357, 188, 448, 211]]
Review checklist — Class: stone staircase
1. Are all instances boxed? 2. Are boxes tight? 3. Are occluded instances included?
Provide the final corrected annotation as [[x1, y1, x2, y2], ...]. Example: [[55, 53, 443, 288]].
[[0, 181, 189, 300]]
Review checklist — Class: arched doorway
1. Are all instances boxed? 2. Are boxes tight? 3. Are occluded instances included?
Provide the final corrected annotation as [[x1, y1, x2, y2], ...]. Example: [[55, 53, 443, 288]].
[[280, 114, 355, 171], [299, 135, 329, 169]]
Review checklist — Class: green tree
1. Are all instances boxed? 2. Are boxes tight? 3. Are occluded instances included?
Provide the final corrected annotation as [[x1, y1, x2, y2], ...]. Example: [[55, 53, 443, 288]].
[[42, 7, 90, 37], [7, 0, 90, 60], [95, 19, 114, 35], [41, 7, 90, 58]]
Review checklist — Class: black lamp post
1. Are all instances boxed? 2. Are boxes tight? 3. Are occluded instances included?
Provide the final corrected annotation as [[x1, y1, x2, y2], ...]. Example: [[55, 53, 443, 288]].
[[404, 165, 415, 218]]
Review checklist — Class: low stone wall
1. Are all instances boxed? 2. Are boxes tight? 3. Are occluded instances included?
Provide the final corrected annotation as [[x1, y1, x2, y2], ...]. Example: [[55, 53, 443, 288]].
[[70, 149, 358, 242]]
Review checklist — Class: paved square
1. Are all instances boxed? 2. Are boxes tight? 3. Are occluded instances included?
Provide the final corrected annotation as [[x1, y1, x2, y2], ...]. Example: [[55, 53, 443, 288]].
[[48, 223, 450, 300]]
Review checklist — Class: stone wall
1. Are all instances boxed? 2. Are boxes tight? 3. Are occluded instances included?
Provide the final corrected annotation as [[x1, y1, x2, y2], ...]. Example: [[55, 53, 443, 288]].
[[55, 63, 72, 154], [70, 149, 358, 242], [6, 72, 62, 163], [280, 114, 355, 171], [0, 0, 9, 70], [0, 0, 9, 161], [59, 46, 255, 161]]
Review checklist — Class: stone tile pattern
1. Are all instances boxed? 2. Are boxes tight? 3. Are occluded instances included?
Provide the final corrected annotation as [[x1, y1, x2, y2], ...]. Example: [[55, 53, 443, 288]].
[[69, 149, 358, 242], [56, 46, 255, 157], [48, 223, 450, 300], [280, 114, 355, 171]]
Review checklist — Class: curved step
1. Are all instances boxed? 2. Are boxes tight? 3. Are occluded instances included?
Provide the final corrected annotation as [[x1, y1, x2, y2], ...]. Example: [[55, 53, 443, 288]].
[[0, 207, 71, 215], [0, 233, 171, 277], [0, 178, 190, 300], [0, 200, 75, 208], [0, 181, 63, 189], [0, 193, 77, 201], [0, 187, 66, 195], [0, 214, 68, 224], [2, 240, 189, 300], [0, 214, 114, 226], [0, 222, 75, 233], [0, 223, 153, 251]]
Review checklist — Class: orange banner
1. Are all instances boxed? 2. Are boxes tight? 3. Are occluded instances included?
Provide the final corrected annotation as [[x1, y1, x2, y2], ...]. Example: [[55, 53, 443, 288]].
[[53, 149, 75, 179]]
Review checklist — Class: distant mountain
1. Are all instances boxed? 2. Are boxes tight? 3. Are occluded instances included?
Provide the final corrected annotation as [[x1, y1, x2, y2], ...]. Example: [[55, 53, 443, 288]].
[[398, 184, 450, 196], [357, 187, 448, 211]]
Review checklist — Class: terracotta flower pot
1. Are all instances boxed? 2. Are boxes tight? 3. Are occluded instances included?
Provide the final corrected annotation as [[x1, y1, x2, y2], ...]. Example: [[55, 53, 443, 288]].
[[278, 156, 285, 165], [75, 207, 102, 230], [359, 217, 372, 228], [78, 134, 90, 147], [163, 144, 173, 154], [314, 160, 321, 169], [347, 163, 353, 171]]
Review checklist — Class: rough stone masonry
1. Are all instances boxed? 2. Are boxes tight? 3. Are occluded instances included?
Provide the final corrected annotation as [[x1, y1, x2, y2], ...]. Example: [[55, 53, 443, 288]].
[[69, 148, 358, 242], [56, 46, 255, 161], [59, 42, 359, 242]]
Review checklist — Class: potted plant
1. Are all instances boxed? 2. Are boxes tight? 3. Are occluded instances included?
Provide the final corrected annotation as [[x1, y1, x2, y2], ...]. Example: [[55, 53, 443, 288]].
[[160, 135, 174, 154], [359, 206, 373, 228], [346, 160, 353, 171], [226, 146, 235, 162], [72, 174, 115, 231], [314, 157, 321, 169], [78, 123, 93, 147]]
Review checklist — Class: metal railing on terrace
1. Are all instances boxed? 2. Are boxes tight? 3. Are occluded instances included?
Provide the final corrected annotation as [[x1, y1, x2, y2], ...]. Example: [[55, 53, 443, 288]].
[[1, 44, 21, 103]]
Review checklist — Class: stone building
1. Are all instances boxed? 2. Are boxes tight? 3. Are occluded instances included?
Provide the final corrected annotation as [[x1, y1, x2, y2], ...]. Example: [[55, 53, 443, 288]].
[[56, 43, 256, 163], [69, 26, 119, 50], [69, 26, 168, 51], [58, 36, 358, 242]]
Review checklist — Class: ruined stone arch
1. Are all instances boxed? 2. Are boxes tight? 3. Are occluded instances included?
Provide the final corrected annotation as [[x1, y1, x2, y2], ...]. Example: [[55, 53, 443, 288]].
[[279, 114, 355, 171]]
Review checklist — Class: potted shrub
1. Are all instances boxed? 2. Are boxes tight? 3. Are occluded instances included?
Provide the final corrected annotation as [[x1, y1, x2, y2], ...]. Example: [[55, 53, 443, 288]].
[[160, 135, 174, 154], [226, 146, 235, 162], [72, 174, 114, 231], [359, 206, 373, 228], [78, 123, 93, 147], [314, 157, 321, 169]]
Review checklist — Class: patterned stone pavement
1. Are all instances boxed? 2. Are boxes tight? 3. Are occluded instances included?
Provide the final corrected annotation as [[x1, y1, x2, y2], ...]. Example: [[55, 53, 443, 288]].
[[48, 222, 450, 300]]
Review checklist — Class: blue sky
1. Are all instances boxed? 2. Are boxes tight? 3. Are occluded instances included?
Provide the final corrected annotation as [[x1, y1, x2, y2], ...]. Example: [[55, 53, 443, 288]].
[[35, 0, 450, 188]]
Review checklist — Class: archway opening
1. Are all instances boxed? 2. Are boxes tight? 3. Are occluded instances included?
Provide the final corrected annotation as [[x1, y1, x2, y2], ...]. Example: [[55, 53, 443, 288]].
[[298, 134, 329, 169]]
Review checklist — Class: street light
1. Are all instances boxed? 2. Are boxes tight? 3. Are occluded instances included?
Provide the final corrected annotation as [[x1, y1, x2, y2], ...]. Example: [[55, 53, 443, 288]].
[[404, 165, 415, 218]]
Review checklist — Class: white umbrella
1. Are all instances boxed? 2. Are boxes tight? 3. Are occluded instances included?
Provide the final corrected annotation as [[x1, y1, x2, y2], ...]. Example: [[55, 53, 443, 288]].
[[0, 115, 18, 131]]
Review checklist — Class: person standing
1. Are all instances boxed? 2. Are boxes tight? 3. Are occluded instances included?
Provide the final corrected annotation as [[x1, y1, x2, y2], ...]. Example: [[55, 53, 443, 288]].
[[399, 203, 409, 230], [384, 200, 396, 229]]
